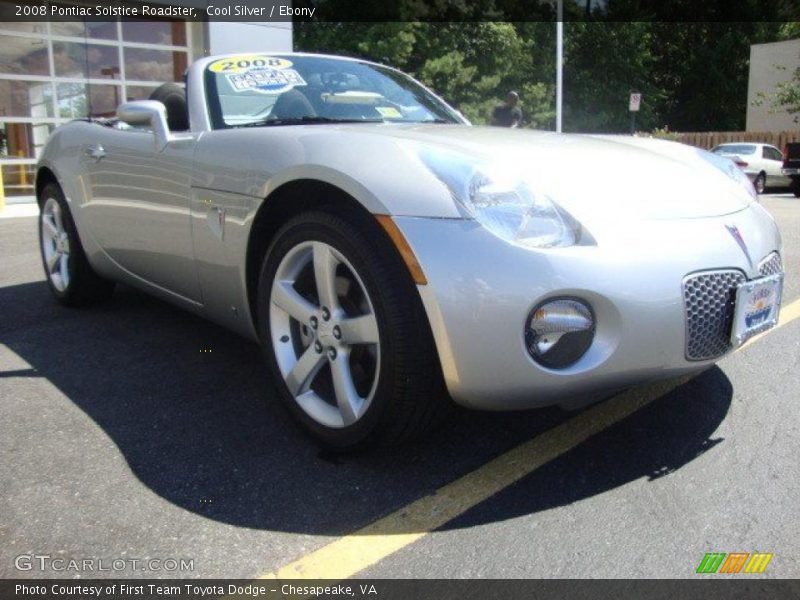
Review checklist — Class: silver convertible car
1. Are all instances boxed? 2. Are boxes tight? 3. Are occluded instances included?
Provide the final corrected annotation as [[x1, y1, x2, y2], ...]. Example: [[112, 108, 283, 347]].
[[36, 53, 784, 448]]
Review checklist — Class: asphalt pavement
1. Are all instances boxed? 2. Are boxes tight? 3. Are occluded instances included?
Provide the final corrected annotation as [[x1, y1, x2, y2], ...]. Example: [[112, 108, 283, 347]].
[[1, 194, 798, 580]]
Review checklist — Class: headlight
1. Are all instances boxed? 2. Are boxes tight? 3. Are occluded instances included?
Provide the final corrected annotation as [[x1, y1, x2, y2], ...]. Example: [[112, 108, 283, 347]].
[[421, 149, 582, 248], [698, 149, 757, 202], [468, 167, 578, 247]]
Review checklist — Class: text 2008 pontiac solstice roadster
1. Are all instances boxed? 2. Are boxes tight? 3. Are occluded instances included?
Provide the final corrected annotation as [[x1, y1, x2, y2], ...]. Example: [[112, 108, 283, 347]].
[[36, 53, 784, 448]]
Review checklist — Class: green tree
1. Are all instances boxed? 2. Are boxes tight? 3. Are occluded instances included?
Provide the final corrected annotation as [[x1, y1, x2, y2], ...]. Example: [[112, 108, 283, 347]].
[[648, 22, 782, 131], [295, 19, 787, 133], [561, 22, 657, 132]]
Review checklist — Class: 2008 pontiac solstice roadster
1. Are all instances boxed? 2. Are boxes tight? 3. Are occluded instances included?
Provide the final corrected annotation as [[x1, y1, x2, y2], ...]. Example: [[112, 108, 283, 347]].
[[36, 53, 784, 448]]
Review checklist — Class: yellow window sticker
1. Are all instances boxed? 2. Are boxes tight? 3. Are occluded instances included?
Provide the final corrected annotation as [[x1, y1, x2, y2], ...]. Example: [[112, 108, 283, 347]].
[[208, 55, 293, 74], [375, 106, 403, 119]]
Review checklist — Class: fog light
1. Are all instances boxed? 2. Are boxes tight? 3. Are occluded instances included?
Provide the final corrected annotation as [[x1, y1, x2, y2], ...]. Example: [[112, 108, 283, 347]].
[[525, 298, 595, 368]]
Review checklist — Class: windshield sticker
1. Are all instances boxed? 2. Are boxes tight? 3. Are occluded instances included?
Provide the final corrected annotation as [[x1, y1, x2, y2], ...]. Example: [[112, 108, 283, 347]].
[[209, 55, 293, 74], [375, 106, 403, 119], [227, 68, 307, 94]]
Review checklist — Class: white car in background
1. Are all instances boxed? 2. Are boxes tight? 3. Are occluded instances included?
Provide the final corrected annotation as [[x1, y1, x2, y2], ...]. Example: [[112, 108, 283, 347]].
[[711, 143, 790, 194]]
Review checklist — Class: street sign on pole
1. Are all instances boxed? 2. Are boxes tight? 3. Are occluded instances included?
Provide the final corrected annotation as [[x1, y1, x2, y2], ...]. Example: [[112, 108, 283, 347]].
[[629, 92, 641, 134], [629, 92, 642, 112]]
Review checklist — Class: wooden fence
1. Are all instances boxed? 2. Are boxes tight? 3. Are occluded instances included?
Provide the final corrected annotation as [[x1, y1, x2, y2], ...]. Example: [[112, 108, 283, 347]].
[[676, 130, 800, 150]]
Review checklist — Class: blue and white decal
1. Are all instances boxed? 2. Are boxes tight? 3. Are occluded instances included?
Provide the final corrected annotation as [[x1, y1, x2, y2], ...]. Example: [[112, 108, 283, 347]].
[[227, 68, 307, 95]]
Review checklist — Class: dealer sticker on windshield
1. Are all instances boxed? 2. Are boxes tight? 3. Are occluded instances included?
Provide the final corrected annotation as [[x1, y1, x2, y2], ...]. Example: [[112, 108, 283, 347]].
[[208, 55, 293, 73], [208, 55, 307, 95], [375, 106, 403, 119], [731, 273, 783, 346], [227, 69, 306, 94]]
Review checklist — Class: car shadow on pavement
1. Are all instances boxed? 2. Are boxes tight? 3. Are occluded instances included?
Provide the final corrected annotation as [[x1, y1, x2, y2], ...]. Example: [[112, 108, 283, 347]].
[[440, 368, 732, 531], [0, 280, 732, 535]]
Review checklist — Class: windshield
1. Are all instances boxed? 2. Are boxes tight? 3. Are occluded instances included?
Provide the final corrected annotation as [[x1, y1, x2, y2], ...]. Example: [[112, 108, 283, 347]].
[[204, 54, 463, 128], [711, 144, 757, 156]]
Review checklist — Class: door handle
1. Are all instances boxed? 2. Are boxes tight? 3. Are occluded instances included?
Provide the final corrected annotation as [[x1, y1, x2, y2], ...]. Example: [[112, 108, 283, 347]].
[[85, 144, 106, 160]]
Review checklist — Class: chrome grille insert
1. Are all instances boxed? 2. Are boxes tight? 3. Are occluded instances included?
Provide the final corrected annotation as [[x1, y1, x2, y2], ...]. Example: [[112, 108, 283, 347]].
[[682, 269, 746, 361], [758, 252, 782, 277]]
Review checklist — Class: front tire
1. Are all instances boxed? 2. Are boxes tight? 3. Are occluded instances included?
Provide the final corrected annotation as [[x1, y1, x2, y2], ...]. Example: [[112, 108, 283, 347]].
[[38, 182, 115, 306], [257, 208, 448, 449]]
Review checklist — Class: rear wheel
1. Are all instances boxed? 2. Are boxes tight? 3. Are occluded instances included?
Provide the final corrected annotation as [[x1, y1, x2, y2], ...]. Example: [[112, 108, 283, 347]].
[[38, 183, 115, 306], [791, 177, 800, 198], [257, 208, 449, 449], [754, 172, 766, 195]]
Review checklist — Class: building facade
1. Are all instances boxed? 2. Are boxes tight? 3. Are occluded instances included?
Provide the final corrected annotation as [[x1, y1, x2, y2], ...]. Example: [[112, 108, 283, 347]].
[[746, 38, 800, 133], [0, 1, 292, 203]]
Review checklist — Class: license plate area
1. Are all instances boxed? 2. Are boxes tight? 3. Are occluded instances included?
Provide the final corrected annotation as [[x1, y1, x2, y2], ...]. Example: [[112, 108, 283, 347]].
[[731, 273, 783, 346]]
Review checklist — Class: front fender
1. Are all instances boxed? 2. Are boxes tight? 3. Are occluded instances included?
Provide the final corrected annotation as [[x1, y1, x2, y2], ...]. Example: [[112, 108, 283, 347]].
[[191, 127, 462, 218], [260, 164, 391, 215], [37, 123, 95, 234]]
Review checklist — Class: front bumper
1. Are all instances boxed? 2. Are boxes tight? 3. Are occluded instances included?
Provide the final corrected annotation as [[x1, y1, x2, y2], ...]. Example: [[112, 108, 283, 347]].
[[394, 206, 782, 410]]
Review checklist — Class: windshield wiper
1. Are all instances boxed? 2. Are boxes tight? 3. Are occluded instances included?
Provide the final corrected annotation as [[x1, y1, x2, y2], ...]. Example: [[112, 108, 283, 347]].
[[238, 116, 385, 128]]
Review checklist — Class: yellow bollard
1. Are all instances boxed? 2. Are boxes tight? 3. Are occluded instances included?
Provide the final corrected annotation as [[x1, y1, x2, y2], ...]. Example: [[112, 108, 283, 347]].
[[17, 151, 27, 188]]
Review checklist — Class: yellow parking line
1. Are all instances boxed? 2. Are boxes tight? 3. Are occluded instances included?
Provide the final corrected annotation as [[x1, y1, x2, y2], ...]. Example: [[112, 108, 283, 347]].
[[779, 296, 800, 325], [262, 296, 800, 581], [741, 294, 800, 349]]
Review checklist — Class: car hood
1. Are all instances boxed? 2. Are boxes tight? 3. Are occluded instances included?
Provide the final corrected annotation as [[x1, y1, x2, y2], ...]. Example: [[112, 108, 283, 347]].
[[339, 124, 752, 223]]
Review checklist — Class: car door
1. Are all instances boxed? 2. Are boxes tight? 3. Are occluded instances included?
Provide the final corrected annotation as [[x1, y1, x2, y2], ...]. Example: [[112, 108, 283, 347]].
[[80, 125, 201, 303], [762, 146, 789, 187]]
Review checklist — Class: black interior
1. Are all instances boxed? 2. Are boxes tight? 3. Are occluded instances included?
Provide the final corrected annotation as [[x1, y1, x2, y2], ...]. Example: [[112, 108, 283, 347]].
[[149, 82, 189, 131], [270, 88, 317, 120]]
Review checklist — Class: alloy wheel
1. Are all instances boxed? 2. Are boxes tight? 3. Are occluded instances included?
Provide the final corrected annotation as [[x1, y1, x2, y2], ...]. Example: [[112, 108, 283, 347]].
[[269, 241, 381, 428], [40, 197, 71, 292]]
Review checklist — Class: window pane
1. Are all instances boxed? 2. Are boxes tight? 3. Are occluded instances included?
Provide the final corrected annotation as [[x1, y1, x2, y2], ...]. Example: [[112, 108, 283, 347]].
[[56, 82, 85, 118], [0, 122, 53, 160], [50, 20, 86, 38], [87, 21, 118, 40], [53, 41, 120, 79], [51, 20, 118, 40], [125, 84, 158, 102], [57, 82, 121, 118], [124, 47, 187, 82], [122, 20, 186, 46], [0, 162, 36, 197], [0, 79, 54, 118], [50, 8, 118, 40], [0, 23, 47, 35], [0, 34, 50, 76], [88, 84, 121, 117]]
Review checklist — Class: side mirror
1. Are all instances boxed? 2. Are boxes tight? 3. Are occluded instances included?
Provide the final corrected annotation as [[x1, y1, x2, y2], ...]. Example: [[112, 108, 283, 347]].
[[117, 100, 179, 150]]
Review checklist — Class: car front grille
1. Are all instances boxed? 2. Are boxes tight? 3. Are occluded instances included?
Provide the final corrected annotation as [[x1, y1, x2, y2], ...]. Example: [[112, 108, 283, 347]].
[[758, 252, 782, 277], [682, 253, 783, 361], [683, 269, 746, 361]]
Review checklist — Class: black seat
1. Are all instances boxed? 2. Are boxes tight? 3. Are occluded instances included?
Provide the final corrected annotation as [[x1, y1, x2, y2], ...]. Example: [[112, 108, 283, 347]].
[[149, 83, 189, 131], [271, 89, 316, 120]]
